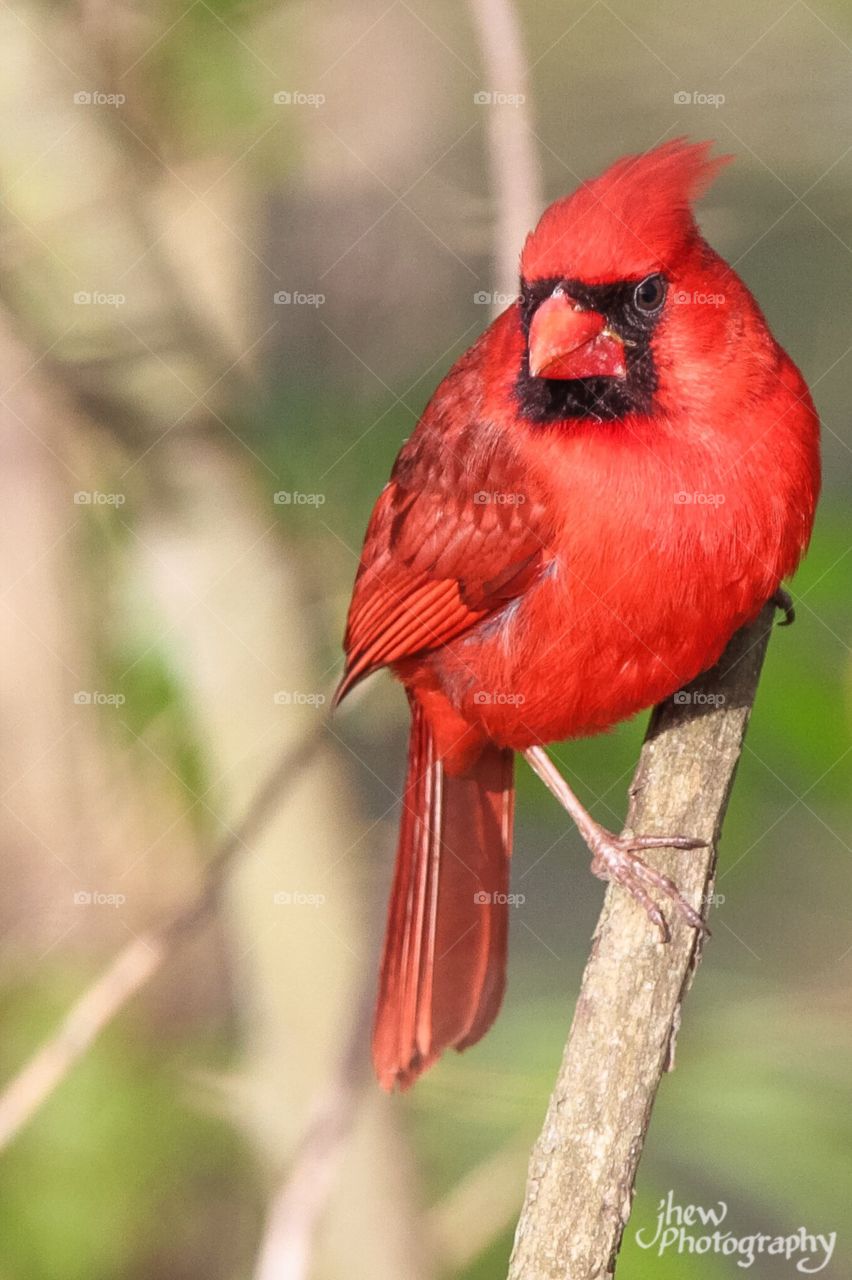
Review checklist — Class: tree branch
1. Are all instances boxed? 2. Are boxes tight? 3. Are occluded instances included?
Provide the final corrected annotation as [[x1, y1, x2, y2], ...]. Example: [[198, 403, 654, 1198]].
[[507, 604, 776, 1280], [252, 979, 374, 1280], [0, 721, 326, 1154], [467, 0, 542, 309]]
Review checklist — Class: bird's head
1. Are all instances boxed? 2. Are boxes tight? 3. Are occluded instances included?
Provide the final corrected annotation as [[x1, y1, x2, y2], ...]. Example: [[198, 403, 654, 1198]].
[[516, 139, 745, 423]]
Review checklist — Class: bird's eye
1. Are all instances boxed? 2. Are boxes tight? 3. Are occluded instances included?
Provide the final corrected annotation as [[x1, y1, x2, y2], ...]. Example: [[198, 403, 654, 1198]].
[[633, 274, 666, 313]]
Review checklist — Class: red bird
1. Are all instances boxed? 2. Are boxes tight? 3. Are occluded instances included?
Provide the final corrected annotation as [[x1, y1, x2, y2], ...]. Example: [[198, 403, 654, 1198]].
[[336, 140, 820, 1090]]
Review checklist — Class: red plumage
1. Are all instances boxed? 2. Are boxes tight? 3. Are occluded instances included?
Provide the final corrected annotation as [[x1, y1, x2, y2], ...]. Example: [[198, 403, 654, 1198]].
[[338, 139, 820, 1090], [520, 139, 730, 282], [371, 697, 513, 1089]]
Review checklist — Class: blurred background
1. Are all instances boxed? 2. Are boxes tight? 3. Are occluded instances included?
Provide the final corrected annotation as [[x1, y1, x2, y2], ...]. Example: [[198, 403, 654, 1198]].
[[0, 0, 849, 1276]]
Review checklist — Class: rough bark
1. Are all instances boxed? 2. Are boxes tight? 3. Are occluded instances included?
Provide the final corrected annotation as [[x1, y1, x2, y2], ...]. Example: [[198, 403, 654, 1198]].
[[508, 605, 775, 1280]]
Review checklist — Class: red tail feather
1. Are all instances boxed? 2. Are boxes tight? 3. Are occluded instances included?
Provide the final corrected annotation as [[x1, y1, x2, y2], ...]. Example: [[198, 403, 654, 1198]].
[[372, 698, 514, 1089]]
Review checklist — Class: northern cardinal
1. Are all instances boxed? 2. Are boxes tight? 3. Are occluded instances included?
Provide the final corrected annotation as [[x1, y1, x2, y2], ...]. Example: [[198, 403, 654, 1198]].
[[336, 140, 820, 1090]]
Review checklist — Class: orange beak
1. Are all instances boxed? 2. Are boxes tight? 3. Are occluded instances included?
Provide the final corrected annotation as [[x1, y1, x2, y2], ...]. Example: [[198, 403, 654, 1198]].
[[528, 293, 627, 381]]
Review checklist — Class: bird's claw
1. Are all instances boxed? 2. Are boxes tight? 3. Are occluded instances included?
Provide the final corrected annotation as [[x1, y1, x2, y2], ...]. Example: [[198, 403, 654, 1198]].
[[587, 827, 709, 942]]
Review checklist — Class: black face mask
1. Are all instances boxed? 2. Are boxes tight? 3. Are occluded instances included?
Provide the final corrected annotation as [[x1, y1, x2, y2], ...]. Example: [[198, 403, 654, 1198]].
[[515, 275, 666, 423]]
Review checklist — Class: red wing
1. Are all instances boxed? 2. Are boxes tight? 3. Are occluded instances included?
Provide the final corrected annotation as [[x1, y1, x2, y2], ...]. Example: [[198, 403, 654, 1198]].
[[337, 420, 549, 701]]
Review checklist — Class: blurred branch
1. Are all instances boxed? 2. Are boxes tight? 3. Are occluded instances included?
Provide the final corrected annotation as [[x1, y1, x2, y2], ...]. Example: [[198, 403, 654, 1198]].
[[429, 1136, 528, 1271], [467, 0, 541, 309], [76, 3, 260, 401], [508, 606, 776, 1280], [253, 980, 373, 1280], [0, 721, 327, 1154]]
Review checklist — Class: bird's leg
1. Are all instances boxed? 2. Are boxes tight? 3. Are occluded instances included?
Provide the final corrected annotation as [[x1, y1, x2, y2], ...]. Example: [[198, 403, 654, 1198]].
[[770, 587, 795, 626], [523, 746, 708, 943]]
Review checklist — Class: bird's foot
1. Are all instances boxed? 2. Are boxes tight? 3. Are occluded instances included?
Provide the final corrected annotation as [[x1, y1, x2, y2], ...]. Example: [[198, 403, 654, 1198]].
[[770, 587, 795, 626], [586, 824, 709, 943], [522, 747, 710, 943]]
